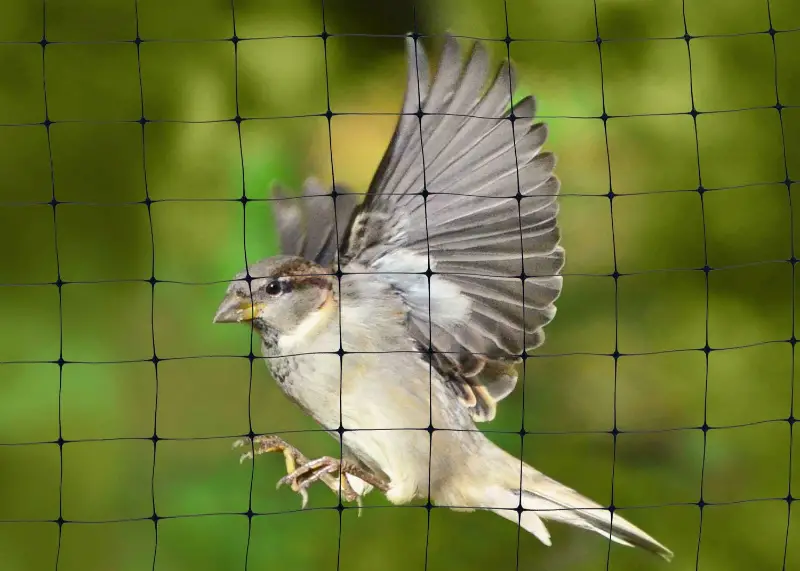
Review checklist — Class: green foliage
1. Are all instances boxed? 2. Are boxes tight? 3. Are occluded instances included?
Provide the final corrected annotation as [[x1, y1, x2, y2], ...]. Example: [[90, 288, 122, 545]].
[[1, 1, 799, 570]]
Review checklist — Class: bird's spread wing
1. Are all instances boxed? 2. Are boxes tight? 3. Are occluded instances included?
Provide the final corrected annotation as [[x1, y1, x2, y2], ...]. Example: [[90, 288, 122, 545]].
[[269, 178, 360, 268], [337, 35, 565, 422]]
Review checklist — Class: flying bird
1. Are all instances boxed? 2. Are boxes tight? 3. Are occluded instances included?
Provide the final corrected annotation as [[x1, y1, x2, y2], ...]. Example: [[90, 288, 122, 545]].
[[214, 35, 672, 561]]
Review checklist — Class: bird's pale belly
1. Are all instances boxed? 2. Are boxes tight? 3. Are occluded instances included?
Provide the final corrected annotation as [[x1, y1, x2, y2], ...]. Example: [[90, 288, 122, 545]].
[[268, 350, 438, 503]]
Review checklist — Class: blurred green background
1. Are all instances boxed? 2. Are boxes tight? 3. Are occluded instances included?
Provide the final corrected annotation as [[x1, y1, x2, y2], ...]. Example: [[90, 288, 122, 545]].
[[1, 0, 799, 570]]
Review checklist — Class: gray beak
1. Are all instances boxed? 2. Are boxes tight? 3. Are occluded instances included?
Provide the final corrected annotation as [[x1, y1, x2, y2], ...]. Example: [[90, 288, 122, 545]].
[[213, 295, 259, 324]]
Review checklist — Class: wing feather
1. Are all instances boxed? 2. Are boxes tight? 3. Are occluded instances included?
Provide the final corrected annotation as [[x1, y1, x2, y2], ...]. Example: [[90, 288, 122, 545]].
[[270, 179, 360, 268], [341, 35, 564, 422]]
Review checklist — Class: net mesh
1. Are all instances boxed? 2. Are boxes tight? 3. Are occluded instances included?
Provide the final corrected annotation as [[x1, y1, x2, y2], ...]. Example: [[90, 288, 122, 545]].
[[0, 0, 796, 569]]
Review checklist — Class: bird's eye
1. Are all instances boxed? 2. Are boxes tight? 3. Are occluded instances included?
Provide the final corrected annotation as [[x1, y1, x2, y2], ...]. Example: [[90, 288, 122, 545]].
[[264, 280, 282, 296]]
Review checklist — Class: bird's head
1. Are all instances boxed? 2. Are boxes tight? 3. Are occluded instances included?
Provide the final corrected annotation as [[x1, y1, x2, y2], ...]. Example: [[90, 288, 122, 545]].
[[213, 256, 336, 344]]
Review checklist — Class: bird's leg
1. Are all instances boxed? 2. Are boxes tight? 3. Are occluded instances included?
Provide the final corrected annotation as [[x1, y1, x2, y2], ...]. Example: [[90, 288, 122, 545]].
[[277, 456, 390, 500], [233, 434, 345, 507], [233, 435, 388, 509]]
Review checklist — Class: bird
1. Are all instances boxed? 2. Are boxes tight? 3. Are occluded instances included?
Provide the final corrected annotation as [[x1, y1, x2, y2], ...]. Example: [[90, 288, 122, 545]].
[[213, 34, 673, 561]]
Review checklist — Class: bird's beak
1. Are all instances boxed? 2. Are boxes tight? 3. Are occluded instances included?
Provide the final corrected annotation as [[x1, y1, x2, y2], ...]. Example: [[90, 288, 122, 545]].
[[213, 297, 265, 324]]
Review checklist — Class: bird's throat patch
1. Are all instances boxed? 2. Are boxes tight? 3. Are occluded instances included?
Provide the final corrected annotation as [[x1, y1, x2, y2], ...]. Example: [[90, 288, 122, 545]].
[[278, 291, 336, 352]]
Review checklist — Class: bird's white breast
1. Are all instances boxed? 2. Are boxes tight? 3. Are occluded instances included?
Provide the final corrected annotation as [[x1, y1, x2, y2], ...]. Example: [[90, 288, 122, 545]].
[[267, 274, 441, 503]]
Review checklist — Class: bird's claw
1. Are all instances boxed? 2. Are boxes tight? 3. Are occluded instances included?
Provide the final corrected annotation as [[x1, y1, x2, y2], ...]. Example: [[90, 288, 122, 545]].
[[233, 435, 361, 508], [233, 434, 297, 465], [276, 456, 355, 509]]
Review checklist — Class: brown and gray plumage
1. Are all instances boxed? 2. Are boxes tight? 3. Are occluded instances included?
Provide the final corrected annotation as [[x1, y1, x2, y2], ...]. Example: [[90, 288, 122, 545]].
[[214, 35, 672, 561]]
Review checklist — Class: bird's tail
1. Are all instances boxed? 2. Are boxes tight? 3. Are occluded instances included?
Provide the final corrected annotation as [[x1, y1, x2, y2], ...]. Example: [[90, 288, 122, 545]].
[[468, 450, 673, 561]]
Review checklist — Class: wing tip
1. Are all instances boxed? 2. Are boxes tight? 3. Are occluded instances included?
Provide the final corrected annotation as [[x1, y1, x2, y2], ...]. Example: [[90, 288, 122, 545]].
[[469, 384, 498, 422], [512, 94, 537, 120], [302, 177, 329, 197], [269, 180, 289, 199]]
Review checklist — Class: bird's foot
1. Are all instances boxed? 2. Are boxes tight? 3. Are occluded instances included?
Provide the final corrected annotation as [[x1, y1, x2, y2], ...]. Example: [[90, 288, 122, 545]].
[[234, 434, 340, 507], [277, 455, 391, 510], [276, 455, 355, 507], [233, 435, 387, 510]]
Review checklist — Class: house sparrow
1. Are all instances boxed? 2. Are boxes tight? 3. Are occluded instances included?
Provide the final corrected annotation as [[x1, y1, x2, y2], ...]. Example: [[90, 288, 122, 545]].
[[214, 35, 672, 561]]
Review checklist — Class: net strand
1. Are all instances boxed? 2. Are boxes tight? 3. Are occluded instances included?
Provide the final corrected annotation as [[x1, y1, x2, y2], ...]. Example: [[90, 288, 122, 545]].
[[3, 101, 800, 131], [589, 1, 622, 566], [0, 414, 793, 450], [3, 178, 798, 211], [314, 2, 349, 570], [764, 1, 797, 569], [224, 4, 260, 571], [679, 2, 711, 569], [1, 26, 799, 46], [131, 1, 161, 568], [405, 6, 436, 569], [501, 0, 528, 568], [2, 492, 786, 526], [2, 257, 799, 289], [39, 1, 65, 569]]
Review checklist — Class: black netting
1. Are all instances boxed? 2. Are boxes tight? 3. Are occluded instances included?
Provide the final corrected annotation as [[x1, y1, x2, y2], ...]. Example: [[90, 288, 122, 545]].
[[0, 0, 797, 569]]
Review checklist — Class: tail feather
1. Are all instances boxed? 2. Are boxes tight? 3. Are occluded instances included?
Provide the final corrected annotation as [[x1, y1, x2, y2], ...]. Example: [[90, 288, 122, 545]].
[[480, 473, 673, 561], [486, 490, 552, 547]]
